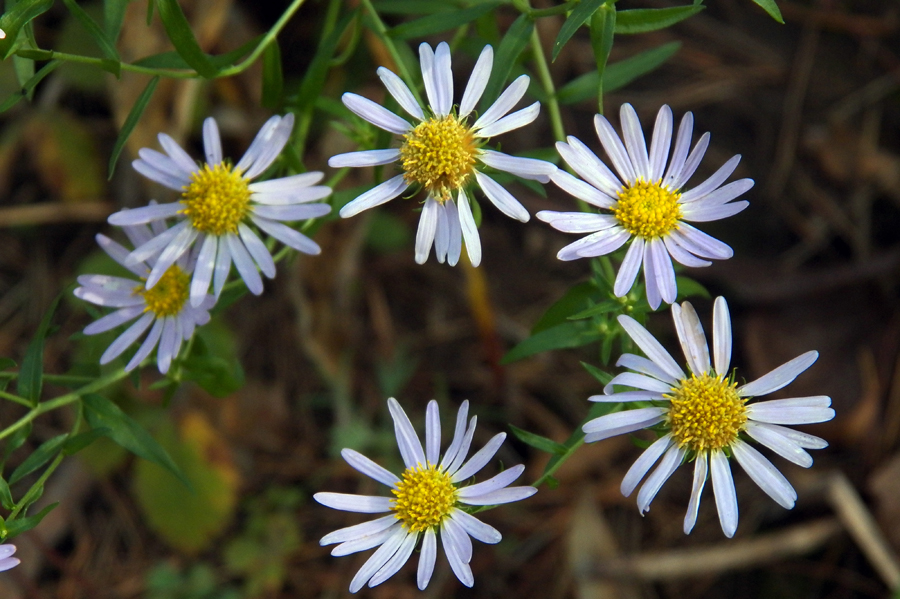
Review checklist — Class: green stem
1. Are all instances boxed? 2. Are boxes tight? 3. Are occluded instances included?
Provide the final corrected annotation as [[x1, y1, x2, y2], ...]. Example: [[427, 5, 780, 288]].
[[217, 0, 308, 78], [0, 367, 129, 443], [532, 437, 585, 488], [358, 0, 424, 106], [0, 391, 31, 409], [528, 24, 565, 144], [529, 2, 577, 19]]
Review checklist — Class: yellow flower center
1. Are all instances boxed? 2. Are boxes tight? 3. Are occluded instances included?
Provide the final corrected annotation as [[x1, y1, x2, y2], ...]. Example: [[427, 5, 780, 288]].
[[138, 265, 190, 317], [180, 163, 251, 235], [400, 115, 477, 202], [391, 464, 458, 532], [613, 180, 682, 239], [666, 373, 747, 452]]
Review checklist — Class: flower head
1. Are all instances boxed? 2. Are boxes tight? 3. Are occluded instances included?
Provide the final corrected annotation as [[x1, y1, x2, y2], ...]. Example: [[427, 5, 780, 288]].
[[108, 115, 332, 306], [314, 398, 537, 592], [0, 544, 19, 572], [329, 42, 557, 266], [584, 297, 833, 537], [74, 219, 214, 374], [538, 104, 753, 309]]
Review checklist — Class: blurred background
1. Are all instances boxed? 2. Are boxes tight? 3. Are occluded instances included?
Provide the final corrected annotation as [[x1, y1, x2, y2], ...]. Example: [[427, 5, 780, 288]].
[[1, 0, 899, 597]]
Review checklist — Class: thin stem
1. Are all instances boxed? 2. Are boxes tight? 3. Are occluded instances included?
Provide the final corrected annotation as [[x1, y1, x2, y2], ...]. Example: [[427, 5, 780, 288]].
[[532, 436, 585, 488], [217, 0, 308, 78], [528, 24, 566, 144], [0, 391, 32, 408], [529, 2, 577, 19], [358, 0, 424, 106]]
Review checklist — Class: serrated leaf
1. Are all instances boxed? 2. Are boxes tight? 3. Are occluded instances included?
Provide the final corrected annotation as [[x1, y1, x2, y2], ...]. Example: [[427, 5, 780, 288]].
[[581, 361, 613, 385], [751, 0, 784, 23], [388, 2, 500, 40], [61, 0, 121, 76], [108, 75, 159, 178], [481, 13, 534, 109], [553, 0, 604, 61], [154, 0, 218, 78], [0, 478, 13, 510], [9, 434, 67, 485], [3, 502, 58, 539], [0, 0, 55, 60], [614, 5, 704, 35], [557, 41, 680, 104], [533, 282, 599, 333], [260, 41, 283, 110], [501, 321, 599, 364], [82, 393, 189, 487], [509, 425, 567, 456], [18, 294, 62, 406]]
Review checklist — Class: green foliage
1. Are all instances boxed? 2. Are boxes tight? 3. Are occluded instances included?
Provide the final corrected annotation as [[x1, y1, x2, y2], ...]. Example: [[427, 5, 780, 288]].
[[60, 0, 122, 76], [501, 321, 600, 364], [532, 282, 599, 334], [0, 478, 14, 510], [179, 321, 245, 399], [18, 294, 62, 406], [0, 0, 54, 60], [553, 0, 604, 62], [751, 0, 784, 23], [2, 502, 58, 539], [154, 0, 218, 78], [260, 41, 283, 110], [388, 3, 500, 40], [108, 75, 159, 178], [481, 13, 533, 109], [614, 5, 704, 35], [509, 425, 567, 456], [9, 434, 68, 484]]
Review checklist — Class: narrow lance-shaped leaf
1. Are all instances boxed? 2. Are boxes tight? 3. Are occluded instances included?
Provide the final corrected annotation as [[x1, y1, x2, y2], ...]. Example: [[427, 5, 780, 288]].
[[614, 5, 704, 35], [553, 0, 604, 62], [0, 0, 55, 59], [387, 2, 500, 40], [589, 1, 616, 113], [61, 0, 122, 77], [481, 13, 534, 109], [17, 293, 62, 405], [154, 0, 218, 78], [295, 10, 358, 117], [372, 0, 454, 15], [0, 478, 13, 511], [3, 502, 58, 539], [581, 361, 613, 385], [509, 425, 567, 456], [501, 321, 600, 365], [82, 394, 191, 488], [751, 0, 784, 23], [104, 0, 131, 42], [261, 41, 284, 110], [9, 434, 68, 485], [108, 75, 159, 178]]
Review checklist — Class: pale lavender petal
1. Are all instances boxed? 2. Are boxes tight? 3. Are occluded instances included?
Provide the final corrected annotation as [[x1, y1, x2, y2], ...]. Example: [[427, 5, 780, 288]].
[[738, 351, 819, 397], [450, 508, 502, 544], [452, 433, 506, 483], [101, 312, 155, 364], [442, 513, 472, 563], [647, 237, 677, 305], [663, 111, 693, 187], [636, 444, 686, 514], [425, 400, 440, 466], [457, 191, 482, 267], [590, 391, 665, 403], [479, 150, 557, 182], [473, 75, 529, 130], [457, 486, 536, 506], [475, 171, 529, 222], [621, 434, 673, 497], [203, 118, 222, 165], [387, 397, 427, 468], [643, 242, 662, 310], [441, 519, 474, 587], [225, 234, 262, 295], [417, 528, 437, 589], [594, 113, 637, 183], [680, 155, 741, 202], [157, 133, 197, 175], [415, 197, 440, 265], [713, 296, 732, 377], [342, 93, 411, 135], [683, 452, 708, 534], [0, 557, 20, 573], [747, 401, 834, 425], [377, 67, 424, 121], [313, 492, 394, 513], [332, 526, 396, 557], [156, 316, 177, 374], [108, 202, 183, 226], [251, 215, 321, 255], [564, 136, 623, 196], [445, 200, 462, 267], [756, 423, 828, 449], [190, 234, 217, 307], [95, 233, 147, 276], [419, 43, 438, 114], [460, 45, 493, 118], [434, 201, 450, 264], [670, 132, 710, 190], [549, 168, 616, 209], [368, 529, 417, 587], [663, 235, 712, 268], [582, 407, 667, 437], [238, 224, 275, 278], [132, 156, 190, 190], [348, 526, 407, 593], [328, 149, 401, 169], [432, 42, 452, 117], [681, 201, 749, 222], [744, 422, 813, 468], [671, 223, 733, 260], [604, 372, 672, 394], [0, 545, 16, 560], [682, 178, 753, 207], [243, 114, 295, 180], [440, 401, 470, 471], [127, 220, 188, 266], [671, 301, 710, 375], [617, 315, 685, 379], [320, 514, 396, 546], [145, 226, 197, 289], [476, 102, 540, 138], [556, 227, 630, 261], [620, 104, 651, 181], [613, 238, 644, 296], [537, 211, 618, 233], [710, 449, 738, 537], [616, 353, 677, 384], [137, 148, 192, 181], [251, 203, 331, 221], [340, 175, 409, 218], [248, 171, 324, 193], [125, 317, 164, 372], [445, 417, 478, 475], [457, 464, 525, 498], [341, 448, 400, 487], [732, 439, 796, 509], [648, 105, 673, 182], [83, 306, 144, 335]]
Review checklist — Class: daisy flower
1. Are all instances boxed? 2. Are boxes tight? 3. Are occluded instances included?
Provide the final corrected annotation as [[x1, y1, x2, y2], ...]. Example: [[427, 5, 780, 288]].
[[329, 42, 557, 266], [107, 114, 332, 307], [0, 545, 20, 572], [538, 104, 753, 309], [74, 219, 214, 374], [314, 398, 537, 592], [584, 297, 833, 537]]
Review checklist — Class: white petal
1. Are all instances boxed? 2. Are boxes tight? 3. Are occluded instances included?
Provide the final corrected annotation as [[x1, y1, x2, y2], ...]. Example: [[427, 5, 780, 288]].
[[433, 200, 450, 264], [671, 224, 733, 260], [590, 391, 665, 403], [441, 519, 474, 587], [445, 201, 462, 266], [594, 113, 636, 183], [683, 453, 708, 534], [243, 114, 295, 180], [620, 104, 651, 181], [328, 149, 400, 169], [251, 215, 321, 255], [425, 400, 440, 466], [339, 175, 409, 218], [683, 178, 753, 207], [342, 93, 411, 135], [662, 111, 693, 187], [671, 301, 711, 375], [457, 486, 536, 506], [647, 237, 677, 305], [621, 434, 673, 497], [613, 352, 676, 383], [680, 155, 741, 202], [226, 234, 263, 295], [368, 530, 418, 587], [190, 234, 217, 306], [203, 118, 222, 165], [457, 464, 524, 498], [313, 492, 393, 513], [432, 42, 452, 117], [557, 227, 630, 261], [417, 528, 437, 590], [441, 510, 472, 564], [446, 417, 478, 475], [108, 202, 183, 226], [248, 171, 324, 193], [320, 514, 397, 546], [377, 67, 424, 121], [732, 439, 796, 509], [238, 224, 276, 278], [681, 201, 749, 222], [83, 306, 144, 335], [419, 43, 439, 114], [582, 407, 667, 436], [564, 136, 623, 197], [648, 105, 673, 182], [474, 75, 529, 130], [341, 448, 400, 487], [452, 433, 506, 483], [127, 220, 188, 267], [235, 115, 280, 173], [332, 526, 397, 557], [603, 372, 672, 394], [663, 235, 712, 268], [125, 317, 164, 372], [156, 316, 177, 374], [744, 422, 813, 468], [349, 526, 408, 593], [548, 168, 616, 209], [457, 191, 482, 267], [738, 351, 819, 397], [212, 236, 232, 297], [670, 131, 710, 190], [746, 404, 834, 425], [479, 150, 557, 182], [440, 401, 470, 471], [537, 211, 618, 233], [450, 508, 502, 544], [95, 233, 147, 276], [157, 133, 197, 175], [754, 423, 828, 449], [476, 102, 540, 138], [101, 312, 155, 364], [460, 45, 493, 118], [710, 449, 738, 537], [145, 227, 197, 290], [252, 203, 331, 221], [475, 171, 529, 222], [135, 149, 192, 185], [643, 241, 662, 310], [613, 238, 644, 296], [415, 197, 440, 265], [617, 315, 685, 380], [636, 444, 685, 514], [387, 397, 427, 468], [713, 296, 732, 377]]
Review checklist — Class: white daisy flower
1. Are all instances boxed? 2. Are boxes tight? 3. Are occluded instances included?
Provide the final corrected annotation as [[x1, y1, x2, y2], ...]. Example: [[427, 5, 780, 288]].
[[0, 545, 20, 572], [584, 296, 833, 537], [538, 104, 753, 309], [329, 42, 557, 267], [74, 219, 214, 374], [314, 398, 537, 592], [107, 114, 332, 307]]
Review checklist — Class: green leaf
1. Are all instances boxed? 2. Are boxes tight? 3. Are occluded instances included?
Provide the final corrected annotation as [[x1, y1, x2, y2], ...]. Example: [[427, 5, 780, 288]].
[[614, 5, 704, 34], [557, 41, 680, 104], [108, 75, 159, 178], [581, 361, 613, 385], [568, 299, 622, 321], [294, 10, 358, 117], [62, 428, 110, 455], [589, 1, 616, 106], [502, 321, 599, 364], [260, 41, 283, 110], [104, 0, 131, 42], [0, 359, 16, 372], [481, 13, 534, 109], [751, 0, 784, 23], [154, 0, 218, 78], [0, 478, 14, 510], [0, 0, 55, 60], [1, 58, 60, 113], [372, 0, 455, 14], [179, 320, 244, 398], [82, 393, 190, 487], [533, 282, 598, 333], [509, 425, 567, 456], [9, 434, 68, 485], [388, 2, 500, 40], [13, 55, 35, 89], [61, 0, 122, 76], [3, 502, 58, 539], [3, 422, 32, 463], [674, 276, 710, 300], [17, 294, 62, 406], [552, 0, 603, 61]]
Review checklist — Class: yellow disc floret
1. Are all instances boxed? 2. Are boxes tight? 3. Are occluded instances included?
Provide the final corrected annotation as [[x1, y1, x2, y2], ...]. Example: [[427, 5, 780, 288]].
[[666, 373, 747, 452], [138, 265, 190, 317], [180, 163, 251, 235], [400, 115, 477, 202], [391, 464, 458, 532], [613, 180, 682, 240]]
